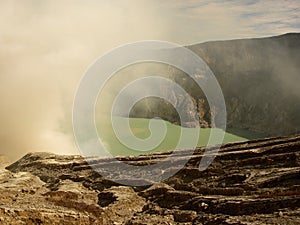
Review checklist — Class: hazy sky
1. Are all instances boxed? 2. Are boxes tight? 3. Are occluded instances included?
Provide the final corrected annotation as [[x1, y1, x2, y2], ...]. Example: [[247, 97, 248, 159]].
[[1, 1, 299, 45], [0, 0, 299, 159], [161, 0, 300, 42]]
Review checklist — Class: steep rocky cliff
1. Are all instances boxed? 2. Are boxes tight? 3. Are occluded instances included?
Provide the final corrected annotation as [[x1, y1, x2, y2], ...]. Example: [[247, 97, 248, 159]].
[[1, 135, 300, 224], [130, 33, 300, 136]]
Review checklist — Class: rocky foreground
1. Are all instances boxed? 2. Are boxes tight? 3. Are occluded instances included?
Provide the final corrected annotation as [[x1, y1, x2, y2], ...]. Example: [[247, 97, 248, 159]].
[[0, 135, 300, 224]]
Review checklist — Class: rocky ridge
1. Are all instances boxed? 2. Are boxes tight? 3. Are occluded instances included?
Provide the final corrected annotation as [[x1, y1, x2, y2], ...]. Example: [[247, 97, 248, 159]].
[[130, 33, 300, 136], [0, 135, 300, 224]]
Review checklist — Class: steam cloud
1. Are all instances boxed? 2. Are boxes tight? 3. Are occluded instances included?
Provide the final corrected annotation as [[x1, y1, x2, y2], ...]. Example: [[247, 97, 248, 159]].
[[0, 0, 171, 160]]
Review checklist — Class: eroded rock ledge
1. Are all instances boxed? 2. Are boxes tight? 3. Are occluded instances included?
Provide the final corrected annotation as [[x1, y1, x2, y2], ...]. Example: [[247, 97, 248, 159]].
[[1, 135, 300, 224]]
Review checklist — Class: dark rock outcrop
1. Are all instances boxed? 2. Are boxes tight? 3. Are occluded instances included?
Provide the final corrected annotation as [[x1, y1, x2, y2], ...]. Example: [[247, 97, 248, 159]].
[[1, 135, 299, 224]]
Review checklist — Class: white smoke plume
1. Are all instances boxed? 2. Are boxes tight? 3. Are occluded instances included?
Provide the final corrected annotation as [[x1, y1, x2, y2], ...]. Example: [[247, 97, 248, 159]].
[[0, 0, 171, 160]]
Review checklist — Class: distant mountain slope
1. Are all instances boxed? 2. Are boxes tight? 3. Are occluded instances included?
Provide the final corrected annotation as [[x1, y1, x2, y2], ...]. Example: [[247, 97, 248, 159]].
[[130, 33, 300, 136], [189, 33, 300, 136]]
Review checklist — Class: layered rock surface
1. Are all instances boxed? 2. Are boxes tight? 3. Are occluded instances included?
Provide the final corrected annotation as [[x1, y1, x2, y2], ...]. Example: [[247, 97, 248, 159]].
[[1, 135, 300, 224]]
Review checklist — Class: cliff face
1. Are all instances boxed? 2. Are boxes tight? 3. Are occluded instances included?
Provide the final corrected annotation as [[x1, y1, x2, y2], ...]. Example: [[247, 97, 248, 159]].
[[130, 33, 300, 136], [191, 33, 300, 136], [1, 135, 300, 224]]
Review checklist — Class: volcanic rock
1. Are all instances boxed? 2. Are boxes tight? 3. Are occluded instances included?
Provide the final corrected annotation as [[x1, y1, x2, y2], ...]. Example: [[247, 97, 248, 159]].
[[1, 135, 300, 224]]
